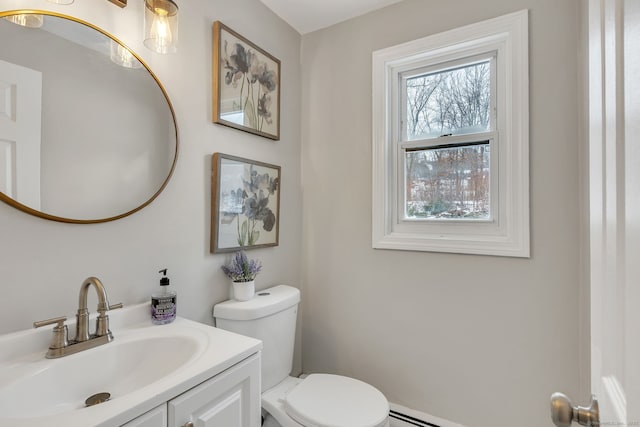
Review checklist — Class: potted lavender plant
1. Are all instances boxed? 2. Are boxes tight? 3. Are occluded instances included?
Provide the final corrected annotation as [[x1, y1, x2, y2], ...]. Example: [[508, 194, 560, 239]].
[[221, 251, 262, 301]]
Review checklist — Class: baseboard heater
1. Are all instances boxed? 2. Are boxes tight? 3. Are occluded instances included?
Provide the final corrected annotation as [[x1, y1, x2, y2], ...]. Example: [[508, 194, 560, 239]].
[[389, 410, 441, 427]]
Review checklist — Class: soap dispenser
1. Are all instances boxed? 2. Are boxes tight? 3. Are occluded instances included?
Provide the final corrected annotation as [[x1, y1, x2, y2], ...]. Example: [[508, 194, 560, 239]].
[[151, 269, 176, 325]]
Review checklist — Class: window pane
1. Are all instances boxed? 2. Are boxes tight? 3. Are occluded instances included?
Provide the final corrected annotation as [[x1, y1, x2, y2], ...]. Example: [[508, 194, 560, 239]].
[[405, 143, 490, 219], [406, 60, 491, 140]]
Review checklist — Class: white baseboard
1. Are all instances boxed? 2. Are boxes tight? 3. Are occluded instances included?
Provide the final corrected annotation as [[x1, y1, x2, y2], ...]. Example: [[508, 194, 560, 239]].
[[389, 403, 466, 427]]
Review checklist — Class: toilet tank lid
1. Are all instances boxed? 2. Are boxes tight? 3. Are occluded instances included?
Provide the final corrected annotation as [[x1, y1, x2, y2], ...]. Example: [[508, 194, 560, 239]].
[[213, 284, 300, 321]]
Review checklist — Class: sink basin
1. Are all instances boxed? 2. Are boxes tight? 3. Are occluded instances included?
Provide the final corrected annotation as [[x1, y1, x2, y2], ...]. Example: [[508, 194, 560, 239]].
[[0, 303, 262, 427], [0, 335, 199, 418]]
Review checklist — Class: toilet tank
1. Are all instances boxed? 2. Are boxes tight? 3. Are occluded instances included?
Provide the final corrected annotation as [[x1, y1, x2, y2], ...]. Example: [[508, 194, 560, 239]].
[[213, 285, 300, 392]]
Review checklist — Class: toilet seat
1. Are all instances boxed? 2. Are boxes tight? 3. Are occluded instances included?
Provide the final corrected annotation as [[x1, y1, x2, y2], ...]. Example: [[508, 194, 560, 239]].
[[284, 374, 389, 427]]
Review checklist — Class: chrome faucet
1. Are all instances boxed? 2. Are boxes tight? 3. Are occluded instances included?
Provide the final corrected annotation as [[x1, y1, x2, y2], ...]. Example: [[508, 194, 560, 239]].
[[33, 277, 123, 359]]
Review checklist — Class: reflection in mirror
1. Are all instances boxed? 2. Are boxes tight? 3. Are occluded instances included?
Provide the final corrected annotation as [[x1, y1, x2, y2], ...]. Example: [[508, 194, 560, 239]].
[[0, 11, 177, 223], [4, 13, 43, 28]]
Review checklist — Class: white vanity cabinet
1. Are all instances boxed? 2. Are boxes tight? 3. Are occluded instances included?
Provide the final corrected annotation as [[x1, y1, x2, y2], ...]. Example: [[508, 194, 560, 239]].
[[169, 352, 261, 427], [122, 353, 261, 427]]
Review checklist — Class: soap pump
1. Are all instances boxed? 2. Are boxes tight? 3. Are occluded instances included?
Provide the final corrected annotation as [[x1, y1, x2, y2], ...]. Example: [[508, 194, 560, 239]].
[[151, 268, 176, 325]]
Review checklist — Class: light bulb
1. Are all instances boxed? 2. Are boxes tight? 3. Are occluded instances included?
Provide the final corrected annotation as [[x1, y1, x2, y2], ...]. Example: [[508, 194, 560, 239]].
[[149, 9, 172, 51], [143, 0, 178, 54]]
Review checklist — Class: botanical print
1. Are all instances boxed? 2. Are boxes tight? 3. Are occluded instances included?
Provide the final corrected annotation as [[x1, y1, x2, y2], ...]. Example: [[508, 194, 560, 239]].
[[212, 154, 280, 252], [213, 21, 280, 140], [222, 35, 277, 133]]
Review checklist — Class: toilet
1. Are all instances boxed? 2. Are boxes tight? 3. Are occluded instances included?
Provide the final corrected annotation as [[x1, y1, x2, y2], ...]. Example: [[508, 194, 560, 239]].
[[213, 284, 390, 427]]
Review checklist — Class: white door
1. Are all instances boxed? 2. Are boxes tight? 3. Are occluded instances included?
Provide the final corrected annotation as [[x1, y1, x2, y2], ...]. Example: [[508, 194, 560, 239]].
[[588, 0, 640, 423], [551, 1, 639, 425], [0, 59, 42, 209], [620, 2, 640, 423]]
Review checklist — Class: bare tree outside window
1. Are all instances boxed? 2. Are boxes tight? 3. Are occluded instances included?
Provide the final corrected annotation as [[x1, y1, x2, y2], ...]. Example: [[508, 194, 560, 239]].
[[406, 60, 491, 139], [404, 60, 492, 219]]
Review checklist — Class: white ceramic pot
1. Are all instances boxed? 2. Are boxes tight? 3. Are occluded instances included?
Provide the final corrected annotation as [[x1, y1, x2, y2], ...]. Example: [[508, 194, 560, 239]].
[[232, 280, 255, 301]]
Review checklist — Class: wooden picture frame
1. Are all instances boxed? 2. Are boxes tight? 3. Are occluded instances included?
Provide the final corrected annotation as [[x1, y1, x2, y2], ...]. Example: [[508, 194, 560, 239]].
[[211, 153, 281, 253], [212, 21, 281, 140]]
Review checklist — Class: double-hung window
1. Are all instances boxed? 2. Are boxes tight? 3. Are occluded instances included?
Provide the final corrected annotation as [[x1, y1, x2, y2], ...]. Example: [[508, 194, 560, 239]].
[[372, 10, 529, 257], [401, 54, 496, 221]]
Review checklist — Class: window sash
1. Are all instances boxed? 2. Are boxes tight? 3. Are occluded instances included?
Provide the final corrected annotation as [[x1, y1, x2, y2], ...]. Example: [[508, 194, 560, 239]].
[[399, 52, 497, 143], [397, 132, 497, 224]]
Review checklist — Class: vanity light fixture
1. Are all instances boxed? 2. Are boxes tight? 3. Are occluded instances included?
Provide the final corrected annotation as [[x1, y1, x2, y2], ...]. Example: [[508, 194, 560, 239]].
[[3, 14, 43, 28], [143, 0, 179, 54]]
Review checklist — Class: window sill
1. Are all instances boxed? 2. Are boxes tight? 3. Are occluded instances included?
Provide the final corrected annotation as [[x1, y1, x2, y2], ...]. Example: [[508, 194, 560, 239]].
[[372, 229, 530, 258]]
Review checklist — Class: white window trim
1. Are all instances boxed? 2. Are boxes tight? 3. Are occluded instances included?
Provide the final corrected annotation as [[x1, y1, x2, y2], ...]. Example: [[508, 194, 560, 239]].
[[372, 10, 529, 257]]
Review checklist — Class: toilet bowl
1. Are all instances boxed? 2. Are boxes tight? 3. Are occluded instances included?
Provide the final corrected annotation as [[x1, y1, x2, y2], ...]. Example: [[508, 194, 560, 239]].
[[213, 285, 390, 427], [262, 375, 390, 427]]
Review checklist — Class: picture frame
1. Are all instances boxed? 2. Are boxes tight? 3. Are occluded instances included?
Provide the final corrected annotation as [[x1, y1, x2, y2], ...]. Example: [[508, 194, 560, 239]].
[[211, 153, 281, 253], [212, 21, 281, 141]]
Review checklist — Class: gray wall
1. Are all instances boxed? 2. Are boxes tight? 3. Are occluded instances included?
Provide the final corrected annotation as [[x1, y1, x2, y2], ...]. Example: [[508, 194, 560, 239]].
[[300, 1, 582, 426]]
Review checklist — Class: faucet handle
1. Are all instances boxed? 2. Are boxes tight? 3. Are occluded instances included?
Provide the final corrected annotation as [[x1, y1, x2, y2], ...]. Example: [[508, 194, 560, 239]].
[[96, 302, 123, 314], [95, 303, 123, 338], [33, 316, 69, 352], [33, 316, 67, 329]]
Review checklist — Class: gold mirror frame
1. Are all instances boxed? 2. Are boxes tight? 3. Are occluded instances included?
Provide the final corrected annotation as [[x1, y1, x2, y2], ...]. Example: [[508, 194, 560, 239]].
[[0, 10, 178, 224]]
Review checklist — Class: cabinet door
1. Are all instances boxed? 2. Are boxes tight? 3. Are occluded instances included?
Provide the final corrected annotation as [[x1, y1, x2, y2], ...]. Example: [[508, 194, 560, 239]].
[[121, 404, 167, 427], [168, 353, 261, 427]]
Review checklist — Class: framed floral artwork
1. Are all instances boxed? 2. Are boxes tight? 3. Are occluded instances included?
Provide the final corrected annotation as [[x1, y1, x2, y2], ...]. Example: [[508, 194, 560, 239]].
[[211, 153, 281, 253], [212, 21, 281, 140]]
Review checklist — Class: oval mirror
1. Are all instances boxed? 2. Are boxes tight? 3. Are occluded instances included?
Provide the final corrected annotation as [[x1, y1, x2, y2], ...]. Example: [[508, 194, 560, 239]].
[[0, 10, 178, 223]]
